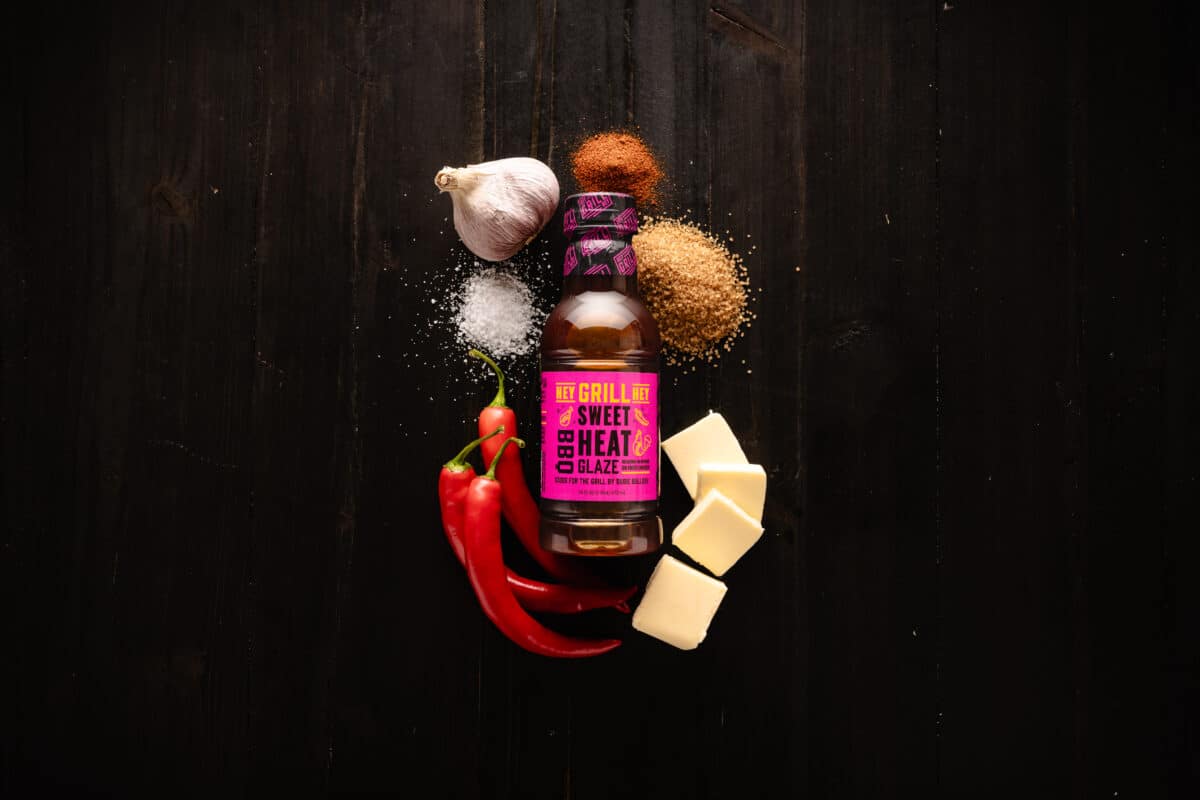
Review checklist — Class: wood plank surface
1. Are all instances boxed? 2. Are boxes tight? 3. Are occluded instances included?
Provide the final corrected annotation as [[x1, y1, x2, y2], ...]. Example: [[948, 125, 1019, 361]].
[[2, 1, 1196, 797], [800, 0, 938, 795], [938, 1, 1082, 792]]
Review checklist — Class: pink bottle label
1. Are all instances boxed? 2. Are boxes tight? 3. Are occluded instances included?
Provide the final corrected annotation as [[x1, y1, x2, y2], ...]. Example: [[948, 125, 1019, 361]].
[[540, 371, 659, 502]]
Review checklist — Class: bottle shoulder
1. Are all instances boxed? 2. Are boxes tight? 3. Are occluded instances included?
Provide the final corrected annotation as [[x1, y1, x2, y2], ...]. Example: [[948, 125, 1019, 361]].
[[542, 291, 660, 358], [547, 291, 658, 330]]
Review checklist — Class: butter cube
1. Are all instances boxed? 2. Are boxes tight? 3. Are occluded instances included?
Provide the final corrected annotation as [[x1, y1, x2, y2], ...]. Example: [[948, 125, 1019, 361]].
[[661, 412, 748, 498], [671, 489, 764, 576], [632, 555, 728, 650], [696, 463, 767, 523]]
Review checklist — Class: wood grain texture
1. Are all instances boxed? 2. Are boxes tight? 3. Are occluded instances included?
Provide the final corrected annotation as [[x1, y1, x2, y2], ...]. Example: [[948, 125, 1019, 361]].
[[2, 1, 1197, 797], [938, 1, 1081, 792], [802, 1, 938, 794]]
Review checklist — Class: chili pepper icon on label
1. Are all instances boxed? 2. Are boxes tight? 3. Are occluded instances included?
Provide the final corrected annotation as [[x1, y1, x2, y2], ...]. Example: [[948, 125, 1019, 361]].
[[634, 408, 650, 427], [559, 407, 573, 427]]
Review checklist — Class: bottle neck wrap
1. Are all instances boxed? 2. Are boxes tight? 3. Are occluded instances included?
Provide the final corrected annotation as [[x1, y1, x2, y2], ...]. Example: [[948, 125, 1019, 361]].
[[561, 193, 638, 277]]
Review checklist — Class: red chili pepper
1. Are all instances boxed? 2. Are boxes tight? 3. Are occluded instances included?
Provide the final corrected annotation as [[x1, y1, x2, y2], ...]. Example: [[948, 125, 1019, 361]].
[[463, 438, 621, 657], [503, 571, 632, 615], [439, 429, 634, 614], [468, 350, 596, 584], [439, 426, 504, 567]]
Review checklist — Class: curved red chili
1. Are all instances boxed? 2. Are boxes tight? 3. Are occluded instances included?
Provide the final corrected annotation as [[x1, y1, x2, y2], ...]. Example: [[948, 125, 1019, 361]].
[[463, 438, 621, 657], [439, 430, 634, 614], [469, 349, 596, 585], [505, 572, 633, 615]]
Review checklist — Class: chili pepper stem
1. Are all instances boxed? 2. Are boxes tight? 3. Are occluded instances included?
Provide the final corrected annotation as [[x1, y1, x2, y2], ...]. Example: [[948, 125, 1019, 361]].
[[468, 349, 507, 408], [444, 425, 504, 472], [485, 437, 524, 479]]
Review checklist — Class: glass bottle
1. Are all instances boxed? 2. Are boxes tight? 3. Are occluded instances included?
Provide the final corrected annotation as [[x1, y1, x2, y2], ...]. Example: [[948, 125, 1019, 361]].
[[539, 192, 662, 556]]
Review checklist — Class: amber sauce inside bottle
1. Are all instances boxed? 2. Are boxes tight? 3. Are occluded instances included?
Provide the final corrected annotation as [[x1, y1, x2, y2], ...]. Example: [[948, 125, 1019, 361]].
[[539, 194, 662, 556]]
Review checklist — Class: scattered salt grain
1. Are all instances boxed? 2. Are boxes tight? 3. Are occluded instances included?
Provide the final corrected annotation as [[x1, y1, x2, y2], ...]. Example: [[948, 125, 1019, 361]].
[[452, 266, 545, 359], [396, 244, 555, 434]]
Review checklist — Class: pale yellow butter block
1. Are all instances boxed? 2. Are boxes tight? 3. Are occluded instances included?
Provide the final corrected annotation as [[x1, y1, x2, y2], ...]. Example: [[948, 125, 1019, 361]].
[[632, 555, 728, 650], [661, 412, 748, 499], [671, 489, 764, 576], [697, 463, 767, 523]]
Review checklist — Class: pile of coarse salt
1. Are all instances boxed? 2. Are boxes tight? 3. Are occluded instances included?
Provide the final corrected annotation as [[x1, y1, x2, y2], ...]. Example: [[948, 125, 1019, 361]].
[[452, 266, 546, 359]]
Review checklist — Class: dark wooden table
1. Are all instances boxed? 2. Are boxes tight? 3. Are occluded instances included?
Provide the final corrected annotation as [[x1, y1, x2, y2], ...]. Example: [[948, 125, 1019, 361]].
[[4, 1, 1197, 796]]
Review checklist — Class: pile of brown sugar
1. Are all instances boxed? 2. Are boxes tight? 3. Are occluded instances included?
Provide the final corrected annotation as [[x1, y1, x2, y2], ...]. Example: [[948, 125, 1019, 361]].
[[632, 217, 752, 364], [571, 131, 664, 206]]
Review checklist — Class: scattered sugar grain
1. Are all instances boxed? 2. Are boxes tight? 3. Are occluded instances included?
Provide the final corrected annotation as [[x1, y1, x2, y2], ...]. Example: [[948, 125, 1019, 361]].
[[633, 217, 752, 365]]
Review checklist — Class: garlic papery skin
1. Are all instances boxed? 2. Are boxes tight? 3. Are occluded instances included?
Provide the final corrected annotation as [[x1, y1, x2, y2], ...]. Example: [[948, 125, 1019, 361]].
[[434, 157, 559, 262]]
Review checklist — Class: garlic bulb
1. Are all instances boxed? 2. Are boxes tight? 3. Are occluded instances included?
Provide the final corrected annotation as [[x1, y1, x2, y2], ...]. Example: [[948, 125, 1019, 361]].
[[434, 157, 559, 262]]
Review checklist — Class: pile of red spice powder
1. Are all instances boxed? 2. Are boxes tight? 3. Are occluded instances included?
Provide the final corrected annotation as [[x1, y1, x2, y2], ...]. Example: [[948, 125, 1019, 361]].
[[570, 131, 664, 206]]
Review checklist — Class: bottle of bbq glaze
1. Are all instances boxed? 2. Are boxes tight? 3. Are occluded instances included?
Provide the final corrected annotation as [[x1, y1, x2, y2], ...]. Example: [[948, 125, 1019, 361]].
[[539, 192, 662, 556]]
